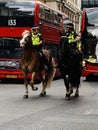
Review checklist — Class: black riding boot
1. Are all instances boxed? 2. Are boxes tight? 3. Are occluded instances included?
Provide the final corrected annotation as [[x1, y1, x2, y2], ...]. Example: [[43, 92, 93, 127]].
[[38, 51, 49, 70]]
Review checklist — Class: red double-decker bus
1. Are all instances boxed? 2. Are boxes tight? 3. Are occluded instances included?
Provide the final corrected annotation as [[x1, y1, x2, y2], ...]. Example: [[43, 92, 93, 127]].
[[0, 0, 70, 81], [81, 7, 98, 79]]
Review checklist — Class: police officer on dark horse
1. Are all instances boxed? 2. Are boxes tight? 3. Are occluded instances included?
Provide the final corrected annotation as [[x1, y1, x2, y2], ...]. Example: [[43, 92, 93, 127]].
[[58, 23, 83, 100]]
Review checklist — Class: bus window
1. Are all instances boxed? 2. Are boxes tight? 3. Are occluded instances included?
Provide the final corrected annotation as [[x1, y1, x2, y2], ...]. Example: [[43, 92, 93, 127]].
[[87, 8, 98, 27], [5, 2, 35, 16], [0, 38, 23, 59], [0, 1, 35, 27], [53, 11, 61, 26], [58, 13, 62, 25], [50, 10, 54, 23], [81, 8, 98, 61], [53, 12, 57, 24], [39, 5, 45, 19], [45, 7, 51, 22]]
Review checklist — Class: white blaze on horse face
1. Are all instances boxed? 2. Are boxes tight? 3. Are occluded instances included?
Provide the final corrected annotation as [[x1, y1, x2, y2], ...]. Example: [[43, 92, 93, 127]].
[[23, 33, 29, 39], [20, 38, 25, 47], [20, 32, 30, 47]]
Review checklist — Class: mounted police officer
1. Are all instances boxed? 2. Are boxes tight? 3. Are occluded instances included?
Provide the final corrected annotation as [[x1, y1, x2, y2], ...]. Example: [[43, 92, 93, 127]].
[[31, 25, 49, 70], [59, 22, 81, 57], [31, 25, 42, 49], [59, 22, 83, 65], [64, 23, 80, 46]]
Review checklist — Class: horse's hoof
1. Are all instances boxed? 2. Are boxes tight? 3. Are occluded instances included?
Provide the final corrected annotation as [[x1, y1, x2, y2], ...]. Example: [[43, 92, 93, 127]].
[[65, 94, 71, 100], [39, 91, 46, 97], [23, 95, 28, 98], [32, 87, 38, 91], [75, 93, 79, 97], [65, 96, 71, 100]]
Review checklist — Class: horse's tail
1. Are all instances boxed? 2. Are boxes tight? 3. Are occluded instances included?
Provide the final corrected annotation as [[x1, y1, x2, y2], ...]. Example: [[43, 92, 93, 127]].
[[45, 57, 56, 88]]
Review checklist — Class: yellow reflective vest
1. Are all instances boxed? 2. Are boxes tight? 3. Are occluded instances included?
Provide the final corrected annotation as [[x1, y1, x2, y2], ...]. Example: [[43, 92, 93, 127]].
[[67, 31, 75, 43], [31, 33, 41, 45]]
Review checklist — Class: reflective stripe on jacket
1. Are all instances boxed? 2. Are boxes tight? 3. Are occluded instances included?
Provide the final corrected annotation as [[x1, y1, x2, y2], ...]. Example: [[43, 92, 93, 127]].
[[31, 33, 41, 45]]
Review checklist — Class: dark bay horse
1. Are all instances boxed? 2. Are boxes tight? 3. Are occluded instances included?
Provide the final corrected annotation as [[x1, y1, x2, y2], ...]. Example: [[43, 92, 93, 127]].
[[58, 36, 83, 100], [20, 30, 55, 98]]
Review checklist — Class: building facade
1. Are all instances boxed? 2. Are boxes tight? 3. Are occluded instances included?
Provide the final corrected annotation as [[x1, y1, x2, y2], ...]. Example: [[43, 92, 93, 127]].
[[40, 0, 82, 33]]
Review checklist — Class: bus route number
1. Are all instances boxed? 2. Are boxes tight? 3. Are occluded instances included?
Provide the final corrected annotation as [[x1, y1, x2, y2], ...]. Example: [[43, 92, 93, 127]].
[[8, 19, 16, 26]]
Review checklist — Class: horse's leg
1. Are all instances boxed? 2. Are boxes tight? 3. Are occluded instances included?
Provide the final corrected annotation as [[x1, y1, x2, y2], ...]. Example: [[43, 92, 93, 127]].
[[63, 76, 71, 100], [69, 83, 73, 95], [30, 72, 38, 91], [75, 83, 79, 97], [65, 80, 74, 100], [23, 73, 29, 98], [20, 62, 29, 98], [65, 85, 70, 100], [39, 72, 46, 96], [40, 83, 46, 96], [59, 66, 71, 100]]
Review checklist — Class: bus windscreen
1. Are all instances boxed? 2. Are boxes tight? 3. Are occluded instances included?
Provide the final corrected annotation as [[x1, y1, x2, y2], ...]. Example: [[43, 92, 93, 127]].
[[0, 1, 35, 27], [87, 8, 98, 27], [0, 38, 23, 58]]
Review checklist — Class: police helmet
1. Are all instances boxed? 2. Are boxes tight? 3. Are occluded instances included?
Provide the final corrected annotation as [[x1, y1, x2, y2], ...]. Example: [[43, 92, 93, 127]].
[[66, 23, 74, 28], [31, 25, 39, 30]]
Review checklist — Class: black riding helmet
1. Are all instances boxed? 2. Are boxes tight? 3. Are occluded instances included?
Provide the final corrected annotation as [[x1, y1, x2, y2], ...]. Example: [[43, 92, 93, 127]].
[[66, 23, 74, 29]]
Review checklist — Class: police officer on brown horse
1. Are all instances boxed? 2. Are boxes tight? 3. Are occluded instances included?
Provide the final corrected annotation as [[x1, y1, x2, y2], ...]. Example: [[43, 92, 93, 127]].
[[20, 26, 55, 98]]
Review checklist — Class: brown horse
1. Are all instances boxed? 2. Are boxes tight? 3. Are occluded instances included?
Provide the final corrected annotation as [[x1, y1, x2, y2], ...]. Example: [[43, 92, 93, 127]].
[[20, 30, 55, 98]]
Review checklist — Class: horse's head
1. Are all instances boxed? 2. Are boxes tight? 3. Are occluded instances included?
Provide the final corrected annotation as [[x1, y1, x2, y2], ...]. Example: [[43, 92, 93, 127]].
[[20, 30, 31, 47]]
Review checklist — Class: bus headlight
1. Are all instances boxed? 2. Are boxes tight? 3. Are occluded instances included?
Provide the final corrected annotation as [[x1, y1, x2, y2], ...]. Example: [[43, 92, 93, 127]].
[[82, 60, 86, 67]]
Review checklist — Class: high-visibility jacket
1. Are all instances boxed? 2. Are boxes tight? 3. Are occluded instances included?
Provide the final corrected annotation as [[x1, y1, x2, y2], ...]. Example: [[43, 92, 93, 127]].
[[67, 31, 75, 43], [31, 33, 41, 45]]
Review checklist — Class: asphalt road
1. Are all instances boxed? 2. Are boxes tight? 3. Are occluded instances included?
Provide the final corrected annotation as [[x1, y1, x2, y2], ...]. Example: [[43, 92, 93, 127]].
[[0, 77, 98, 130]]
